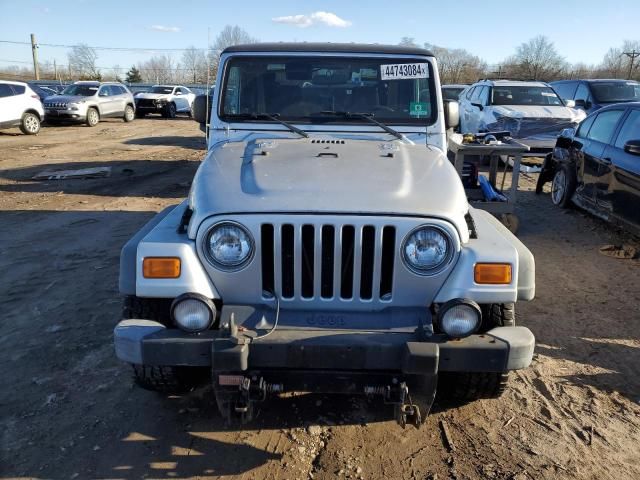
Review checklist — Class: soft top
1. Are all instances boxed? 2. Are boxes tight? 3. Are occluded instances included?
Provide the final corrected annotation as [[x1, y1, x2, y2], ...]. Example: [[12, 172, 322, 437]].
[[223, 42, 434, 57]]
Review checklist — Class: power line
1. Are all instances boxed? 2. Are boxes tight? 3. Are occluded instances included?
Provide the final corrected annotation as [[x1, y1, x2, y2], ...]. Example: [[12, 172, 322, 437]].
[[0, 59, 208, 72], [0, 39, 208, 52]]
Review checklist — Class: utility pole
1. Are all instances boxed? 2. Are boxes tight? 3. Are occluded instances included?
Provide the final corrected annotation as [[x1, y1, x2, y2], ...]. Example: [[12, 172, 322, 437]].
[[623, 50, 640, 80], [54, 59, 57, 81], [30, 33, 40, 80]]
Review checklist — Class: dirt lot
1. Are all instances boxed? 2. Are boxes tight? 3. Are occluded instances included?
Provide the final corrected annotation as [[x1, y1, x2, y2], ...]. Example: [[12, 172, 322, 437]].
[[1, 118, 639, 480]]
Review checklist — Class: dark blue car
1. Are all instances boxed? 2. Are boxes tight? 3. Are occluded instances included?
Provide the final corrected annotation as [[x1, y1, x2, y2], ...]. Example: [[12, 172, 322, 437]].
[[550, 79, 640, 114], [536, 102, 640, 234]]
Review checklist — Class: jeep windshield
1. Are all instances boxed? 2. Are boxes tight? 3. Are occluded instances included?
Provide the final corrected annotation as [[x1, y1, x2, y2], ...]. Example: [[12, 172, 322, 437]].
[[590, 81, 640, 103], [150, 86, 174, 94], [61, 85, 99, 96], [491, 86, 563, 106], [219, 56, 436, 126]]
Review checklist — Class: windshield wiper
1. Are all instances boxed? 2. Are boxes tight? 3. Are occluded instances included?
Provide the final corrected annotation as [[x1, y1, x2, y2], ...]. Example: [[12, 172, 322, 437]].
[[315, 111, 404, 140], [227, 112, 308, 138]]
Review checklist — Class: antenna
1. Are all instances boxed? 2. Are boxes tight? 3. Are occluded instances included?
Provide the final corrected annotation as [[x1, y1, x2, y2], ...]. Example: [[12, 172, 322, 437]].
[[206, 27, 211, 141]]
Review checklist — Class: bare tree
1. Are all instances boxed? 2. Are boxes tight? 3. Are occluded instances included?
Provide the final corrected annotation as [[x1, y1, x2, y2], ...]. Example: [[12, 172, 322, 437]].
[[425, 43, 487, 84], [68, 44, 100, 80], [209, 25, 258, 77], [504, 35, 566, 81], [181, 46, 208, 83], [138, 55, 177, 84], [399, 37, 418, 47]]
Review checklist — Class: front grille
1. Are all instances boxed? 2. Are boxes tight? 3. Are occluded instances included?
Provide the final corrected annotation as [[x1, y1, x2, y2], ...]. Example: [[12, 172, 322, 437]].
[[44, 102, 67, 108], [260, 223, 396, 301], [136, 99, 157, 108], [489, 117, 578, 138]]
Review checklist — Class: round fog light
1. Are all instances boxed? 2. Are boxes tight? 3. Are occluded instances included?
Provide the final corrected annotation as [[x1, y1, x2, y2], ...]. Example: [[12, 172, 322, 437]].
[[171, 294, 216, 333], [438, 299, 481, 338]]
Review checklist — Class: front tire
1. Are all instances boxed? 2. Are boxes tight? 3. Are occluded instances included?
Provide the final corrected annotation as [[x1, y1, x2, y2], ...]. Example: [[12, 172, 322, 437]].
[[163, 102, 177, 119], [123, 105, 135, 122], [20, 112, 41, 135], [86, 107, 99, 127], [123, 296, 207, 394], [437, 303, 515, 403], [551, 163, 577, 208]]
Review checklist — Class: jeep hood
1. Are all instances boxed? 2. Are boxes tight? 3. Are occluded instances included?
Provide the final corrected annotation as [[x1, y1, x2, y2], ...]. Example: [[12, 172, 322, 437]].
[[490, 105, 585, 121], [136, 93, 170, 100], [45, 94, 91, 103], [188, 137, 469, 240]]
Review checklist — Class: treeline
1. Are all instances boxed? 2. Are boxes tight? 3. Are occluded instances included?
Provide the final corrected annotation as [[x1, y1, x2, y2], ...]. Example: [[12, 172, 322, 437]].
[[400, 36, 640, 84], [2, 30, 639, 85]]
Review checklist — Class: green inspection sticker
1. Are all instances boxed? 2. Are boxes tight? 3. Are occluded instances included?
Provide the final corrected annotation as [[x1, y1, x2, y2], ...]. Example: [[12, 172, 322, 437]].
[[410, 102, 429, 117]]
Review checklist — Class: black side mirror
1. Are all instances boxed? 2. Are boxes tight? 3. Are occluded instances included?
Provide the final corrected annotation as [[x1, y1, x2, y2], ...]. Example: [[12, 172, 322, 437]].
[[192, 94, 211, 124], [624, 140, 640, 155], [574, 99, 586, 109], [471, 102, 484, 111]]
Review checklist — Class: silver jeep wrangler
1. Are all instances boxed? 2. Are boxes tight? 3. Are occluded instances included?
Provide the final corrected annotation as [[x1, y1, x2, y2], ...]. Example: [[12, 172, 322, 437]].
[[115, 43, 535, 427]]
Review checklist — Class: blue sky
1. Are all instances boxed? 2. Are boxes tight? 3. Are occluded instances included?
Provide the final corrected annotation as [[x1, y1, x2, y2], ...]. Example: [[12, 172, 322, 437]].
[[1, 0, 639, 71]]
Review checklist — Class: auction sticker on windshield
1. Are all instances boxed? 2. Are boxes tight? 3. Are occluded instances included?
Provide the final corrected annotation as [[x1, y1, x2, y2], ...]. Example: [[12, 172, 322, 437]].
[[380, 63, 428, 80]]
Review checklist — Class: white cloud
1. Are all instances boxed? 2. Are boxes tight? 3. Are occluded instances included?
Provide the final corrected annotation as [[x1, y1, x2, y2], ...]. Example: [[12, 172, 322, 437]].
[[150, 25, 181, 33], [272, 11, 352, 28]]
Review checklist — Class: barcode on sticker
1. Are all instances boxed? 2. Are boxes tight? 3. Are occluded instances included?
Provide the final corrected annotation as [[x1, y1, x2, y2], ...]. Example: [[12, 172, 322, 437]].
[[380, 63, 429, 80]]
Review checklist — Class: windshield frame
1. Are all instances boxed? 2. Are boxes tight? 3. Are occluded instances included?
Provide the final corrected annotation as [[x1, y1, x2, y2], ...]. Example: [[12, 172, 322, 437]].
[[590, 81, 640, 104], [217, 53, 438, 128], [490, 85, 564, 107]]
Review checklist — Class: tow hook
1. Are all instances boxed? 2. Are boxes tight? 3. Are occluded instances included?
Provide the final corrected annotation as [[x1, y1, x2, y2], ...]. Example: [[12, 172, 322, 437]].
[[229, 376, 283, 423], [366, 382, 423, 428]]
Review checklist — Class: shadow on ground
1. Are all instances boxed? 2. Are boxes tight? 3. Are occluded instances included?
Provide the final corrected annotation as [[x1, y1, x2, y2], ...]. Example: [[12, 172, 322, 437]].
[[0, 160, 199, 198], [124, 136, 206, 150]]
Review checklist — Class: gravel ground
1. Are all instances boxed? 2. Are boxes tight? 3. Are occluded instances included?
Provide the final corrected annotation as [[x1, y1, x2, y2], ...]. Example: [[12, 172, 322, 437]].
[[1, 118, 639, 480]]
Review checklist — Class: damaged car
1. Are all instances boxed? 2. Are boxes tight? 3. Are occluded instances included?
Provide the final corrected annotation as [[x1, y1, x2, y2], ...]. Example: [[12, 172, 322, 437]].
[[536, 103, 640, 234], [459, 80, 586, 161], [134, 85, 196, 118], [114, 43, 536, 427]]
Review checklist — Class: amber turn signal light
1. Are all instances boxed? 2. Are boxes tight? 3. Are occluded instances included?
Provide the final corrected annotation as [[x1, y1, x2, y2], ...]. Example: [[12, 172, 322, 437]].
[[474, 263, 512, 284], [143, 257, 181, 278]]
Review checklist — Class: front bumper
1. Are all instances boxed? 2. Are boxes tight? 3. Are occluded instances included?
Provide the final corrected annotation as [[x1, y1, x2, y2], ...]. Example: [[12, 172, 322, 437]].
[[135, 101, 167, 113], [45, 109, 86, 121], [114, 320, 535, 374]]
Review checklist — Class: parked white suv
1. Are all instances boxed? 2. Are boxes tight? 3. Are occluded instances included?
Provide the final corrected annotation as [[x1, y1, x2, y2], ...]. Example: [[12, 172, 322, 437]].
[[0, 81, 44, 135], [134, 85, 196, 118], [459, 80, 585, 156]]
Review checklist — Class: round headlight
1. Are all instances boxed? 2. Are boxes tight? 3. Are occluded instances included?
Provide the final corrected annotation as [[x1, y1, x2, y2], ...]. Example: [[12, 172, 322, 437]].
[[171, 294, 216, 333], [205, 222, 254, 270], [438, 299, 481, 338], [402, 226, 451, 274]]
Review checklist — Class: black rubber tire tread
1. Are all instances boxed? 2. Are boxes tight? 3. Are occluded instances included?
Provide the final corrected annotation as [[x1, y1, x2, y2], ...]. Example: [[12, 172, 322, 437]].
[[123, 296, 207, 393], [163, 103, 176, 119], [437, 371, 510, 402], [20, 112, 40, 135], [122, 295, 172, 325], [437, 303, 515, 402], [123, 105, 135, 122], [552, 163, 577, 209], [132, 364, 207, 393], [481, 302, 515, 331], [85, 107, 99, 127]]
